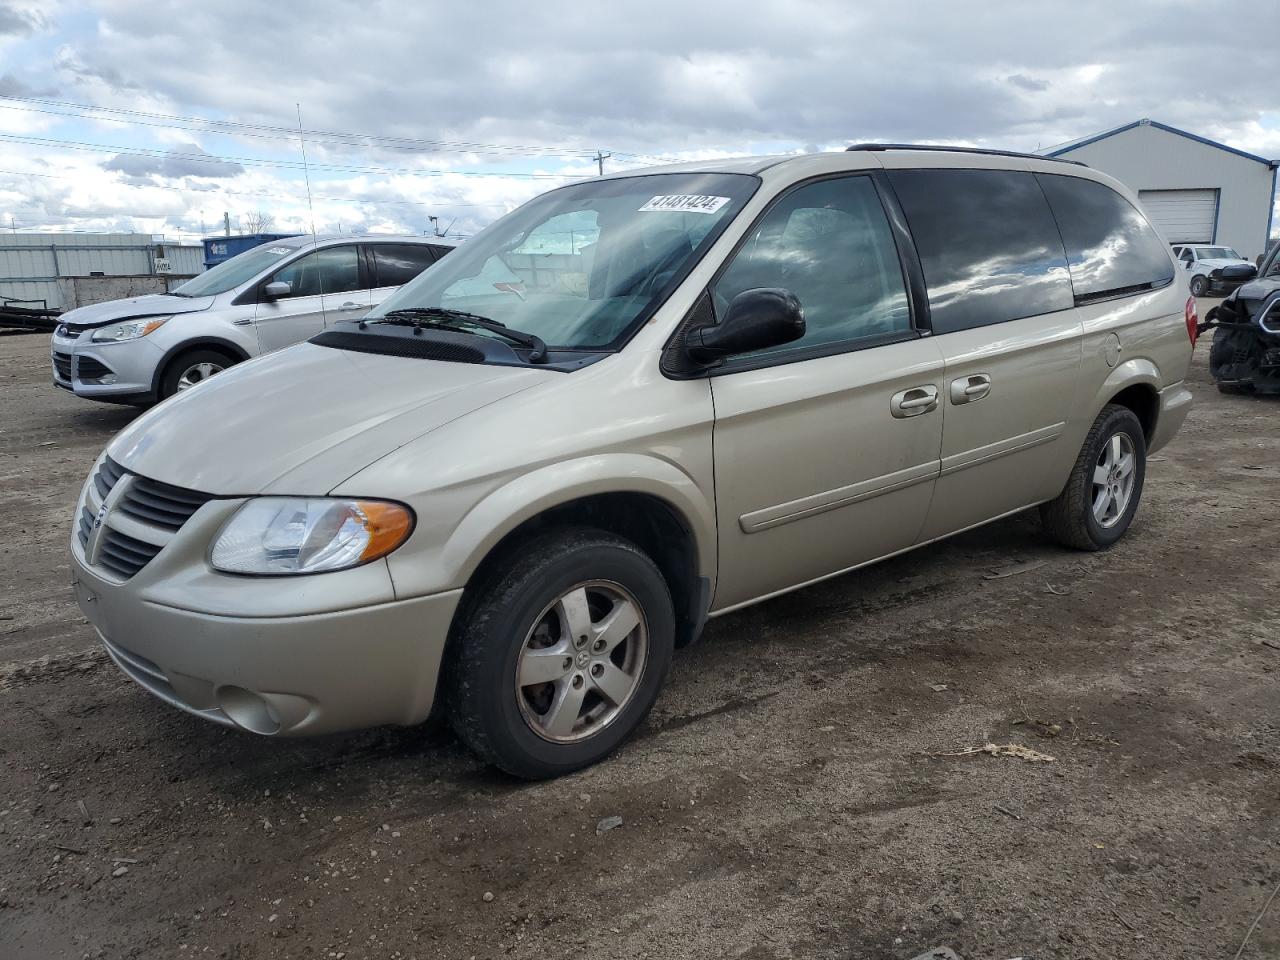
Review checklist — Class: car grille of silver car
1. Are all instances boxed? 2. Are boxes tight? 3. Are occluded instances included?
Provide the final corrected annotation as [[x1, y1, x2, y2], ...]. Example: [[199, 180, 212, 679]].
[[75, 355, 113, 381], [77, 456, 215, 581], [52, 351, 72, 381]]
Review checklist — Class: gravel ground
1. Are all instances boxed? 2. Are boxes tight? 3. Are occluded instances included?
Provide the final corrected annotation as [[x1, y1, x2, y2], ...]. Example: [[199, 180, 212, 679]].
[[1, 322, 1277, 960]]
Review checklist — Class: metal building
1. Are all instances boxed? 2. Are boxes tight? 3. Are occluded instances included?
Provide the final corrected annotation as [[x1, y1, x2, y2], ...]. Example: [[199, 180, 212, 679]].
[[0, 233, 204, 313], [1046, 119, 1278, 261]]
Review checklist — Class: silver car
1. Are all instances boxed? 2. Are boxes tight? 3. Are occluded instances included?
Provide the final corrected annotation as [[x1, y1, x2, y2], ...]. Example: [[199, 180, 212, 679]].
[[71, 147, 1195, 778], [51, 235, 457, 404]]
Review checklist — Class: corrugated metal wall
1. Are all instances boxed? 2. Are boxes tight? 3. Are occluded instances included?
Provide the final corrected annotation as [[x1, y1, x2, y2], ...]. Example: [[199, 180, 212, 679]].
[[0, 233, 205, 311]]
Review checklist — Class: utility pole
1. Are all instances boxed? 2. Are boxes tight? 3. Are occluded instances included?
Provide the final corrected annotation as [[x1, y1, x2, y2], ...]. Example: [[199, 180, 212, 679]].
[[223, 211, 231, 236], [593, 150, 611, 176]]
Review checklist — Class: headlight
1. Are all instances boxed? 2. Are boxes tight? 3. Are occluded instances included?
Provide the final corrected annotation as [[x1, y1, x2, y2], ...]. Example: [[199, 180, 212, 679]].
[[91, 316, 171, 342], [211, 498, 414, 575]]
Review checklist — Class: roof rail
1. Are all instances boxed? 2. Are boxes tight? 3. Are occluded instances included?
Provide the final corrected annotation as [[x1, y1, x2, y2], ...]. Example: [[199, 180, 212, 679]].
[[845, 143, 1086, 166]]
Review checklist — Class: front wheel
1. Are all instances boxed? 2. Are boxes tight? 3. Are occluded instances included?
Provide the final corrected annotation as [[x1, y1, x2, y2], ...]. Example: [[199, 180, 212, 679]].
[[1040, 405, 1147, 551], [159, 348, 235, 401], [446, 528, 675, 779], [1189, 274, 1207, 297]]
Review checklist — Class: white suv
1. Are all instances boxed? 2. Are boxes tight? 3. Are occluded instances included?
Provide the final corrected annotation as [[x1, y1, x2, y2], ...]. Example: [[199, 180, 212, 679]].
[[51, 235, 457, 404]]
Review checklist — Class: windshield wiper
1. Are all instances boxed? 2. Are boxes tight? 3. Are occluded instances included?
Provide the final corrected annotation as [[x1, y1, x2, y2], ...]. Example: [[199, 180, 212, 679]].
[[372, 308, 548, 363]]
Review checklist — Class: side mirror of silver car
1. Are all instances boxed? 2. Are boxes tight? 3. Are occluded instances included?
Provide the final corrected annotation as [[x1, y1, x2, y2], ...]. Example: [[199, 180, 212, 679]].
[[686, 287, 805, 363], [263, 281, 292, 300]]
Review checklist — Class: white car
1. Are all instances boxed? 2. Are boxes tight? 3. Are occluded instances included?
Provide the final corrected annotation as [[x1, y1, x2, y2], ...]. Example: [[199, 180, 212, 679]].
[[51, 235, 458, 405], [1171, 245, 1255, 297]]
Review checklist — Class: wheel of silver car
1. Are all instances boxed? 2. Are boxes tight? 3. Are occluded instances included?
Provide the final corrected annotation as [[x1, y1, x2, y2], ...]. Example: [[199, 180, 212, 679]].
[[515, 580, 648, 743], [446, 527, 674, 779], [1041, 404, 1147, 551], [1189, 274, 1207, 297], [158, 347, 238, 402], [175, 360, 225, 391]]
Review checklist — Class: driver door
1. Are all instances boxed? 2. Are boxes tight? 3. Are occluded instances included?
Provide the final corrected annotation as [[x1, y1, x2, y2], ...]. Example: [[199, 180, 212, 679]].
[[254, 245, 361, 352], [707, 174, 945, 610]]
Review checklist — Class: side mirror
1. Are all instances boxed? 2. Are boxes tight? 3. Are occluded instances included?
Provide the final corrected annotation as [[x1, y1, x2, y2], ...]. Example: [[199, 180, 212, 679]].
[[686, 288, 805, 363], [262, 280, 291, 300]]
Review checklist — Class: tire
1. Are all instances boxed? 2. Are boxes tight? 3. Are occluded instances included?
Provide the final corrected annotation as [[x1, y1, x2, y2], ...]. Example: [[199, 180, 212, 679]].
[[158, 348, 236, 401], [1189, 275, 1207, 297], [445, 527, 675, 779], [1209, 326, 1255, 394], [1216, 382, 1251, 395], [1040, 405, 1147, 551]]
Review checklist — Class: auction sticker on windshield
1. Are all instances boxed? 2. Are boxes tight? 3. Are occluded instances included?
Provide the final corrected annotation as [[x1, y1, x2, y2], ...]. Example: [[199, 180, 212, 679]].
[[639, 195, 730, 215]]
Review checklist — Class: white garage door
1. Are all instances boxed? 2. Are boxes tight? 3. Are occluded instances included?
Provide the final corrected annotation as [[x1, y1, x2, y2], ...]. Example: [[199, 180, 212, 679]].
[[1137, 189, 1218, 244]]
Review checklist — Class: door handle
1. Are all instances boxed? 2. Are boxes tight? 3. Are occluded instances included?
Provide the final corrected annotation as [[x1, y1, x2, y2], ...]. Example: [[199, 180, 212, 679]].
[[890, 385, 939, 418], [949, 373, 991, 405]]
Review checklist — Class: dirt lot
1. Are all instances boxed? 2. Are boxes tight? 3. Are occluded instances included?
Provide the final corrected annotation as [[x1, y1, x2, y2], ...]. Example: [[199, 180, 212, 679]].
[[1, 323, 1277, 960]]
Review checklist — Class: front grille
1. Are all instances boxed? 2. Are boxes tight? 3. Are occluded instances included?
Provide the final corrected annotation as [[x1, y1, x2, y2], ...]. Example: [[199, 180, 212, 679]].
[[93, 457, 126, 500], [117, 475, 215, 531], [75, 355, 113, 381], [78, 456, 215, 582], [96, 528, 163, 580], [52, 352, 72, 381]]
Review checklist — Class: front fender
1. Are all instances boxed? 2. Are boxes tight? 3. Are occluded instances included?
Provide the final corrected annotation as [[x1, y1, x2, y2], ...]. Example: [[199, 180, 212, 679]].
[[439, 454, 716, 591]]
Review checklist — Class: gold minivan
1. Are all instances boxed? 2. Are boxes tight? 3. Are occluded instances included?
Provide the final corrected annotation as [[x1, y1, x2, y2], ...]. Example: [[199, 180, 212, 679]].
[[71, 146, 1195, 778]]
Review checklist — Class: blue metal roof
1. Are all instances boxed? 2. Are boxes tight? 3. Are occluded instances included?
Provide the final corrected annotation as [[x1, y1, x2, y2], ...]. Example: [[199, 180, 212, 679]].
[[1045, 118, 1278, 169]]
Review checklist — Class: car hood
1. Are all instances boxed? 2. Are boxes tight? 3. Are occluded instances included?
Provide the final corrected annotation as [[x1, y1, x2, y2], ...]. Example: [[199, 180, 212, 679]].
[[59, 293, 215, 328], [107, 343, 553, 495], [1195, 259, 1249, 270]]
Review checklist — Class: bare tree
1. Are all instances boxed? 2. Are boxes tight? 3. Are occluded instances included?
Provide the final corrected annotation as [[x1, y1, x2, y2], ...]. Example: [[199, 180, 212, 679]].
[[242, 210, 276, 234]]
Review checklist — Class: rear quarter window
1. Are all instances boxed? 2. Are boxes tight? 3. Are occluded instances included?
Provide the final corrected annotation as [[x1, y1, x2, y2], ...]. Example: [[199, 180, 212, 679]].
[[1035, 174, 1175, 302], [886, 168, 1073, 334]]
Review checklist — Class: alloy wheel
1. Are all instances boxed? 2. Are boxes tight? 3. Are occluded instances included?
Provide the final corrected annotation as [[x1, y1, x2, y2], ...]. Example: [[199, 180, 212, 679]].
[[1092, 432, 1136, 528], [515, 580, 648, 743], [175, 361, 225, 391]]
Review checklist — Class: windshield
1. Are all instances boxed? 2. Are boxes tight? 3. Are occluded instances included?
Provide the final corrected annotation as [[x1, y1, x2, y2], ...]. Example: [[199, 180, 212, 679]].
[[1195, 247, 1240, 261], [172, 243, 300, 297], [368, 172, 759, 350]]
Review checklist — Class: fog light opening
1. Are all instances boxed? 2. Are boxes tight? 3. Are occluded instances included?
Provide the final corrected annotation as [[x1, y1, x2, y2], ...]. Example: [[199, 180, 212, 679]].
[[217, 685, 282, 735]]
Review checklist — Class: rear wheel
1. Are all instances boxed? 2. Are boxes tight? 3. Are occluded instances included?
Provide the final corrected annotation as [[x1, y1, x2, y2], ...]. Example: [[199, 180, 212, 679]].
[[158, 348, 236, 401], [1041, 405, 1146, 551], [1189, 274, 1207, 297], [446, 528, 675, 779]]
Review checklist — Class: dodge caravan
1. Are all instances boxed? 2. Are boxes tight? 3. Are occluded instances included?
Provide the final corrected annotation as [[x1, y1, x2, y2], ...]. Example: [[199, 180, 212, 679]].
[[51, 234, 456, 404], [71, 147, 1195, 778]]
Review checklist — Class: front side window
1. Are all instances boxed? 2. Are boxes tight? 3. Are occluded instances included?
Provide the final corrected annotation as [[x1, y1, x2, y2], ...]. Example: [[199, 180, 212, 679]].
[[711, 175, 910, 360], [1036, 174, 1175, 301], [370, 244, 437, 287], [368, 172, 758, 350], [271, 246, 361, 298], [887, 168, 1073, 333]]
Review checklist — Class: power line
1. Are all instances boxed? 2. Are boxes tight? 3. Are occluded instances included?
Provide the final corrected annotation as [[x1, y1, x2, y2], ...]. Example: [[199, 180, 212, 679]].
[[0, 166, 517, 208], [0, 94, 608, 160], [0, 132, 586, 180]]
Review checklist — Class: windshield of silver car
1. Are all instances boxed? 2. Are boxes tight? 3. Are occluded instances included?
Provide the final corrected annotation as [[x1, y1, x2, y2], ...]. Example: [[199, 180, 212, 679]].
[[171, 243, 300, 297], [366, 173, 759, 350]]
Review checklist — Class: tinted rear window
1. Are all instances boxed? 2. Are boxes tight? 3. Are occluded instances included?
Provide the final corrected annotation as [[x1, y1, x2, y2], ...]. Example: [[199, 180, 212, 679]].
[[887, 169, 1072, 334], [1035, 174, 1175, 302]]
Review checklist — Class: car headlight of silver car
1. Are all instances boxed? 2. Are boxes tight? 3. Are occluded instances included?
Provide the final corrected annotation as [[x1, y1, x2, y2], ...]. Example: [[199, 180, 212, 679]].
[[211, 498, 415, 575], [90, 316, 172, 342]]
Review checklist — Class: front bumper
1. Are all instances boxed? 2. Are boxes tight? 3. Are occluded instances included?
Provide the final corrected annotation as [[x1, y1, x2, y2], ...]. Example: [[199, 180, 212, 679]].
[[73, 559, 461, 735], [50, 329, 163, 402], [69, 460, 462, 736]]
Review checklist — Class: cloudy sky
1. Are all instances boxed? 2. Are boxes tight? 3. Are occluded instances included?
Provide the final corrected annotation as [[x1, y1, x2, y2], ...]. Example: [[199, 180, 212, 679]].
[[1, 0, 1278, 243]]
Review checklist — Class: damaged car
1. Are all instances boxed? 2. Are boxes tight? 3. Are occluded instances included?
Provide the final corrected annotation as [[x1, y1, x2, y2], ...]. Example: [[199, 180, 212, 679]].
[[1202, 242, 1280, 394]]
